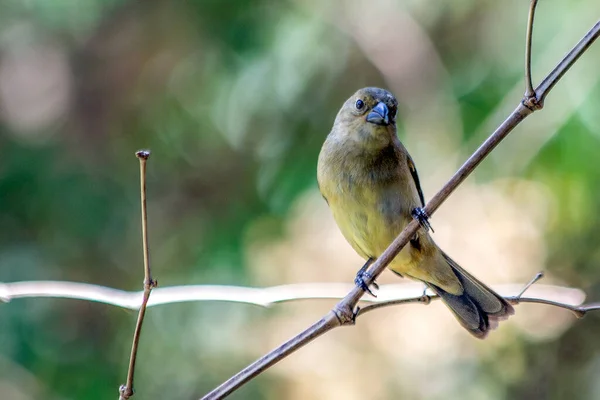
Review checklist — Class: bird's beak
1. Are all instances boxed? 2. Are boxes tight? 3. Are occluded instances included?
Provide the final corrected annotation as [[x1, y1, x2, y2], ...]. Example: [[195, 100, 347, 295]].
[[365, 102, 389, 126]]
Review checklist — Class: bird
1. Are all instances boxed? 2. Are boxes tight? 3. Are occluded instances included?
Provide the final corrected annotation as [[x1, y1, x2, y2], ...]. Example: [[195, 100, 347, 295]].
[[317, 87, 514, 338]]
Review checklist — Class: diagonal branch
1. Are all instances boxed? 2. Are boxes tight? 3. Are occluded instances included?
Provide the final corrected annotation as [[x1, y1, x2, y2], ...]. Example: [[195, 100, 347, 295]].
[[535, 19, 600, 107], [200, 17, 600, 400]]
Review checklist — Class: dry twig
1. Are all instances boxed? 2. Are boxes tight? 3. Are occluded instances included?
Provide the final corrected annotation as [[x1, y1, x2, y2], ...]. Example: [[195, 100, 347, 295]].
[[524, 0, 539, 101], [119, 150, 158, 400], [355, 273, 599, 318]]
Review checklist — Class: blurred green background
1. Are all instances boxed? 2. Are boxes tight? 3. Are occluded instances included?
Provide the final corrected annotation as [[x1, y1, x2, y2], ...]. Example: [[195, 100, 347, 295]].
[[1, 0, 599, 399]]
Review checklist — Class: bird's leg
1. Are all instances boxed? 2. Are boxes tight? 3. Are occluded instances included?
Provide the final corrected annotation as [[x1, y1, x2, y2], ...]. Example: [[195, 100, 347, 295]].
[[411, 207, 434, 233], [354, 258, 379, 297]]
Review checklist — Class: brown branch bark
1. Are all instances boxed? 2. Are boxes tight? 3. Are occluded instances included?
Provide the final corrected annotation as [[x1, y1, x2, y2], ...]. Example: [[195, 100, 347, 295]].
[[201, 18, 600, 400], [119, 150, 158, 400], [524, 0, 539, 99], [355, 296, 600, 319]]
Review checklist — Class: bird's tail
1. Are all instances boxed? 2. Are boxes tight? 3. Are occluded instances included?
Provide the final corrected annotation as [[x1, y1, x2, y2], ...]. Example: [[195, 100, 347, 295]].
[[428, 253, 514, 339]]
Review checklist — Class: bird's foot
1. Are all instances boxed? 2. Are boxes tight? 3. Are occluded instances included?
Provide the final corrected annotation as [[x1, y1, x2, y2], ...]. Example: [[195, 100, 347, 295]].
[[411, 207, 434, 233], [352, 306, 361, 323], [355, 260, 379, 297]]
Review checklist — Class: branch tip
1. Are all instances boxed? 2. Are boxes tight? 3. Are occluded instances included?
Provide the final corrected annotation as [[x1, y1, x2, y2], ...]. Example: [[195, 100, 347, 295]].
[[135, 150, 151, 160], [517, 271, 545, 299]]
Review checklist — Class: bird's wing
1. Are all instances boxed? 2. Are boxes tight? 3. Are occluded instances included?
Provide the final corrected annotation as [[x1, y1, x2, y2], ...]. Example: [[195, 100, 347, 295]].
[[407, 155, 426, 207]]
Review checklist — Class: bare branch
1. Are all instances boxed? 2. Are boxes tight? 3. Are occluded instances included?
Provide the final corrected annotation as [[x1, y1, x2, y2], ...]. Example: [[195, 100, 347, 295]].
[[517, 271, 544, 298], [524, 0, 539, 100], [356, 273, 600, 319], [535, 19, 600, 108], [355, 295, 600, 319], [119, 150, 158, 400], [514, 297, 600, 318], [356, 294, 600, 319], [200, 17, 600, 400]]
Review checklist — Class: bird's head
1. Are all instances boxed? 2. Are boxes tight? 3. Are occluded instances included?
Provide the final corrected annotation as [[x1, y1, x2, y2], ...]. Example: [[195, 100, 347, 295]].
[[332, 87, 399, 149]]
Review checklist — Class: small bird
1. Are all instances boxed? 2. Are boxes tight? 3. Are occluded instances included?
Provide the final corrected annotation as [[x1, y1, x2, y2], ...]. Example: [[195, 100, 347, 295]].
[[317, 87, 513, 338]]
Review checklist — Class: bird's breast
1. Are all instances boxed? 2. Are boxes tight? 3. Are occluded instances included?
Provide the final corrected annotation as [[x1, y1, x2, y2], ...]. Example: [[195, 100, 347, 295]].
[[319, 156, 413, 261]]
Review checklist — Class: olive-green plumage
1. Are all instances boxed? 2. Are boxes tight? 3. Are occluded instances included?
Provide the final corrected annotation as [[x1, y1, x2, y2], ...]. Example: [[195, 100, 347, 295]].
[[317, 87, 513, 338]]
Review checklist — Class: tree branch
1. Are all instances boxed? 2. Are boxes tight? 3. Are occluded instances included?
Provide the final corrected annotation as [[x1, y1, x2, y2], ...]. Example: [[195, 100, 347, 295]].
[[355, 296, 600, 319], [536, 19, 600, 107], [524, 0, 539, 100], [356, 278, 600, 320], [200, 17, 600, 400], [119, 150, 158, 400]]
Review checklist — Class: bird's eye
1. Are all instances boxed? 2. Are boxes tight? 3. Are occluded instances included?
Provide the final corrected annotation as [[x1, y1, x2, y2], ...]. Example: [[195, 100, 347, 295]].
[[355, 99, 364, 110]]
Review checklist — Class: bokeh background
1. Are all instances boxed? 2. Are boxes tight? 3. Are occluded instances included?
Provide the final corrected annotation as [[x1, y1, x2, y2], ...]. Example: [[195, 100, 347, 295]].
[[1, 0, 599, 399]]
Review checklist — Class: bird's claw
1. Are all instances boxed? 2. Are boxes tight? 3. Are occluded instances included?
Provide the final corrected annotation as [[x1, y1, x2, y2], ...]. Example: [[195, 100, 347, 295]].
[[352, 306, 361, 322], [355, 270, 379, 297], [412, 207, 434, 233]]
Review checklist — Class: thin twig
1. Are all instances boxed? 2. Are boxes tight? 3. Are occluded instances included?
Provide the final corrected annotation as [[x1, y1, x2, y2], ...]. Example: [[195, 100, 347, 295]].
[[356, 272, 600, 319], [510, 297, 600, 318], [524, 0, 539, 101], [201, 17, 600, 400], [119, 150, 157, 400], [517, 271, 544, 298], [354, 293, 600, 319]]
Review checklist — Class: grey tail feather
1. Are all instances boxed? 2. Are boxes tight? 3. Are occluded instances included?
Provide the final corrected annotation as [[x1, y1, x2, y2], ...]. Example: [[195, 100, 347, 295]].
[[428, 252, 515, 339]]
